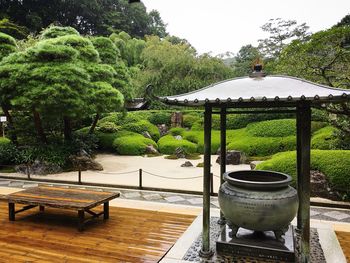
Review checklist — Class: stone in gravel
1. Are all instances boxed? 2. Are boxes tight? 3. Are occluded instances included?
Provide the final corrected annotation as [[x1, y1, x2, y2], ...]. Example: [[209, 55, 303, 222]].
[[250, 160, 263, 170], [181, 161, 193, 167]]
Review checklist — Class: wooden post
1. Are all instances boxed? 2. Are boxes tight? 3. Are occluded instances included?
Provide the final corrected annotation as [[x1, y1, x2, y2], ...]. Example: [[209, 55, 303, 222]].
[[103, 202, 109, 220], [199, 105, 213, 258], [9, 202, 15, 221], [210, 173, 214, 195], [78, 210, 85, 231], [218, 107, 226, 225], [78, 169, 82, 184], [26, 164, 30, 179], [296, 103, 311, 263], [139, 169, 143, 189]]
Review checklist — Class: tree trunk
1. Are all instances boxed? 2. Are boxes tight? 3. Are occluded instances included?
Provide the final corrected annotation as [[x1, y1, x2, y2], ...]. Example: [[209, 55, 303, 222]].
[[63, 116, 72, 141], [89, 113, 100, 134], [1, 104, 18, 145], [33, 109, 47, 144]]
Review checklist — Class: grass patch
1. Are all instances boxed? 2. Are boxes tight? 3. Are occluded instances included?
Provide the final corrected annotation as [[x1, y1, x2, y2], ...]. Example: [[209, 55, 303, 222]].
[[113, 132, 157, 155], [158, 135, 197, 155], [311, 126, 339, 150]]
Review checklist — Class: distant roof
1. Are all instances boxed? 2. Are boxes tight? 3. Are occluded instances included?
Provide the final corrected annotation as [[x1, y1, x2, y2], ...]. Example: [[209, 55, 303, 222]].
[[160, 75, 350, 107], [125, 98, 149, 111]]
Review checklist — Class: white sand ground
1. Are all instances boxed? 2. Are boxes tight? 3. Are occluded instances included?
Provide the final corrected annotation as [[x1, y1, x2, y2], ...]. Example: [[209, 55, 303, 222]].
[[5, 154, 251, 193]]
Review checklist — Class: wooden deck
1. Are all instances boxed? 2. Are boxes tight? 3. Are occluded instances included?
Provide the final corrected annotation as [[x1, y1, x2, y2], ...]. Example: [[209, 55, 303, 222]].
[[336, 231, 350, 262], [0, 202, 195, 262]]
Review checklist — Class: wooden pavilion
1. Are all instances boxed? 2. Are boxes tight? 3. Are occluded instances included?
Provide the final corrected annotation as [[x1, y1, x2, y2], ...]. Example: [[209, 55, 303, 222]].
[[157, 68, 350, 262]]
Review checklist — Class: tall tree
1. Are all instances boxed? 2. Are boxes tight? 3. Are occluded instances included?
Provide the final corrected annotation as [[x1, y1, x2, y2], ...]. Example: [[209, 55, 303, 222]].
[[0, 26, 124, 143], [231, 44, 261, 77], [0, 0, 167, 38], [276, 26, 350, 140]]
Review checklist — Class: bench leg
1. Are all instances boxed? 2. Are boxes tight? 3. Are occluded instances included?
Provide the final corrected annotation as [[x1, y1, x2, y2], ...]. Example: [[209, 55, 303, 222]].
[[9, 202, 15, 221], [104, 202, 109, 220], [78, 210, 85, 231], [39, 205, 45, 212]]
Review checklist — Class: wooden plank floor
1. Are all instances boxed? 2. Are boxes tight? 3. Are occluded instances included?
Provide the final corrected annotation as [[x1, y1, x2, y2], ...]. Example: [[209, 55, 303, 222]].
[[0, 202, 195, 262], [336, 231, 350, 262]]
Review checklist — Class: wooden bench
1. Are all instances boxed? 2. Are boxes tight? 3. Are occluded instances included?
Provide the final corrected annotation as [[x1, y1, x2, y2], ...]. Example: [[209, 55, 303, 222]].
[[4, 185, 120, 231]]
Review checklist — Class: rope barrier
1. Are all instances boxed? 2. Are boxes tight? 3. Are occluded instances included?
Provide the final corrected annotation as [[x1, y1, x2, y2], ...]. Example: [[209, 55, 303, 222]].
[[96, 170, 139, 175], [142, 170, 202, 180]]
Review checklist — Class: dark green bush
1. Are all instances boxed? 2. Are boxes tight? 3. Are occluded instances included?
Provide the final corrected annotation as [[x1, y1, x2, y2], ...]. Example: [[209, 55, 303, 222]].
[[158, 135, 197, 154], [246, 119, 296, 137], [0, 138, 18, 165], [183, 114, 201, 128], [122, 120, 160, 141], [311, 126, 339, 150], [256, 150, 350, 195], [96, 121, 121, 133], [96, 132, 119, 151], [112, 132, 157, 155], [148, 111, 171, 125]]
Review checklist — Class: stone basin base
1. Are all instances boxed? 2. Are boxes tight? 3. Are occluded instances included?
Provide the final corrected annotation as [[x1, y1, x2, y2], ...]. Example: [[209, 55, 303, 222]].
[[216, 225, 296, 262]]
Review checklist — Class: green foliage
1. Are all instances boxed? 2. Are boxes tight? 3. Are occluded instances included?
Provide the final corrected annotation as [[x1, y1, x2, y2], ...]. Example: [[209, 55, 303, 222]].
[[311, 126, 339, 150], [231, 44, 261, 77], [183, 114, 201, 128], [122, 120, 160, 141], [256, 150, 350, 195], [0, 1, 167, 38], [0, 138, 18, 165], [148, 111, 171, 125], [227, 128, 296, 156], [112, 132, 157, 155], [91, 36, 119, 64], [96, 122, 121, 133], [0, 32, 17, 59], [0, 19, 29, 39], [246, 119, 296, 137], [40, 26, 79, 39], [169, 127, 185, 136], [157, 135, 197, 154], [182, 130, 221, 154]]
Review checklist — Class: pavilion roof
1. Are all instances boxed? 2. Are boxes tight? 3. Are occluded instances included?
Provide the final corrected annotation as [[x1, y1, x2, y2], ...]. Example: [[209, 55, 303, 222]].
[[159, 75, 350, 107]]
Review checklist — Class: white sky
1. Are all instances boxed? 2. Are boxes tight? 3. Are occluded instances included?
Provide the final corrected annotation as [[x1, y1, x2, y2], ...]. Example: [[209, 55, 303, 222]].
[[142, 0, 350, 56]]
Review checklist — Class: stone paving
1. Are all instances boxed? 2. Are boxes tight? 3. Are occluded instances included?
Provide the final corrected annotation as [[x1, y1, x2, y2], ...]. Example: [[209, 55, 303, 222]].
[[1, 179, 350, 223]]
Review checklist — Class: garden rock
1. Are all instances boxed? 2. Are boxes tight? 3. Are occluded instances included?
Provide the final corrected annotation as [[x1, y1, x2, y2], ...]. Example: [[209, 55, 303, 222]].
[[145, 145, 159, 155], [250, 161, 263, 170], [174, 147, 186, 158], [174, 135, 182, 140], [157, 124, 169, 137], [171, 112, 183, 127], [16, 160, 62, 175], [181, 161, 193, 167], [142, 131, 152, 139], [310, 170, 331, 198], [216, 150, 246, 165], [69, 155, 103, 171]]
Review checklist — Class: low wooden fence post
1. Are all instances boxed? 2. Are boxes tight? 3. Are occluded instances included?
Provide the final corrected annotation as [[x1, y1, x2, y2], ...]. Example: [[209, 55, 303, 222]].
[[210, 173, 214, 195], [139, 169, 143, 189], [78, 169, 82, 184]]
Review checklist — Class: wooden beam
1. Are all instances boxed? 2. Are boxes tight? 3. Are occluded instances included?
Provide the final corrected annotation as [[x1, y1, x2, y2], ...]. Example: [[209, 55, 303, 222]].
[[200, 105, 213, 258], [296, 102, 311, 263]]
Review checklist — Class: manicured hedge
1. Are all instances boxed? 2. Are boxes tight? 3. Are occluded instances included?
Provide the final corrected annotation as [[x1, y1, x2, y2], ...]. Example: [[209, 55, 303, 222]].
[[0, 138, 17, 165], [227, 128, 296, 156], [148, 111, 171, 125], [157, 135, 197, 154], [122, 120, 160, 141], [183, 113, 201, 128], [256, 150, 350, 194], [112, 132, 157, 155], [95, 132, 119, 151], [169, 127, 186, 136], [311, 126, 339, 150]]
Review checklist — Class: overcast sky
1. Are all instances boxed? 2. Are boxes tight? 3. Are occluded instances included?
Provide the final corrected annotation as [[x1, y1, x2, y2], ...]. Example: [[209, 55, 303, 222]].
[[142, 0, 350, 56]]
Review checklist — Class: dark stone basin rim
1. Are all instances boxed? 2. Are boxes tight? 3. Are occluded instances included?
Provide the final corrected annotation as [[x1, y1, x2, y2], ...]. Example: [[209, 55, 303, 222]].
[[224, 170, 292, 189]]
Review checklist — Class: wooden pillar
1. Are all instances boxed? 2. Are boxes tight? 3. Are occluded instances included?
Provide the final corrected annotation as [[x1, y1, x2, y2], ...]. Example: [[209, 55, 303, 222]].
[[200, 105, 213, 258], [296, 103, 311, 263], [218, 107, 226, 225]]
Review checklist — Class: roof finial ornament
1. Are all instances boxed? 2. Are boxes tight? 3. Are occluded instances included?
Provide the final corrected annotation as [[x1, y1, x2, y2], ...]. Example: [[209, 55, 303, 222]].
[[249, 58, 266, 78]]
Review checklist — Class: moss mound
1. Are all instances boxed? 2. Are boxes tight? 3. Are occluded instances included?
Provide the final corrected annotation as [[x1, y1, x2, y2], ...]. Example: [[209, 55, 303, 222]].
[[256, 150, 350, 194], [113, 132, 157, 155], [158, 135, 197, 154], [122, 120, 160, 141], [311, 126, 339, 150]]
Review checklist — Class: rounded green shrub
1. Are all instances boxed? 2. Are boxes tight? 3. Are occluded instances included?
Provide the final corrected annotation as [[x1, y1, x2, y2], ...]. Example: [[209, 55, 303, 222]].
[[148, 111, 171, 125], [183, 114, 201, 128], [256, 150, 350, 195], [96, 122, 121, 133], [96, 132, 119, 151], [113, 132, 157, 155], [227, 128, 296, 156], [158, 135, 197, 154], [169, 127, 186, 136], [40, 26, 79, 39], [246, 119, 296, 137], [311, 126, 339, 150], [122, 120, 160, 141]]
